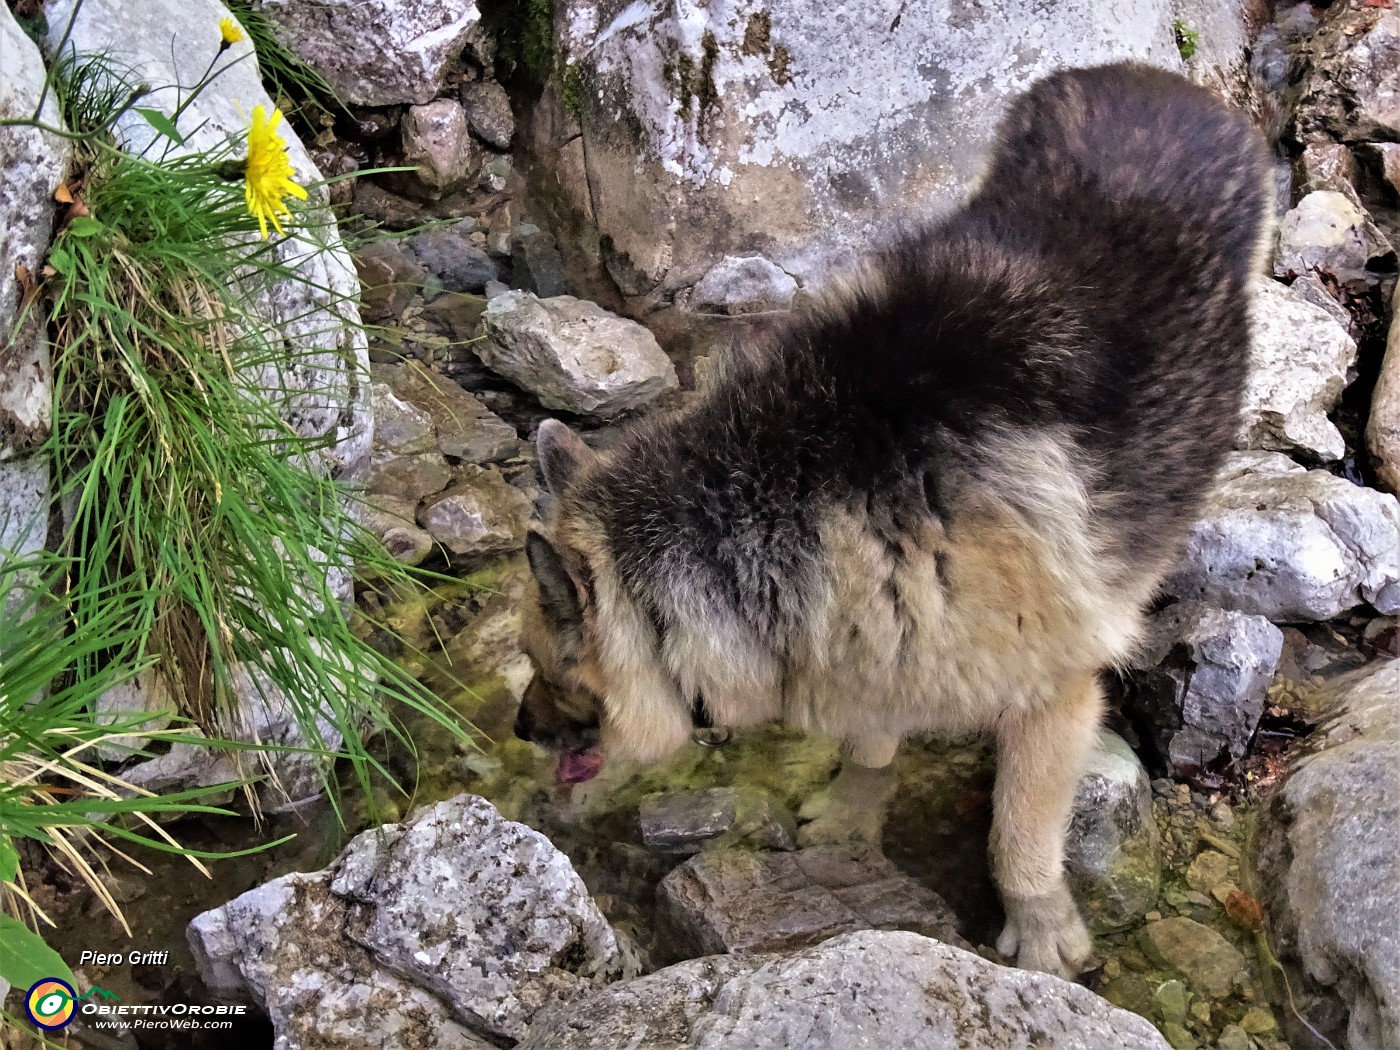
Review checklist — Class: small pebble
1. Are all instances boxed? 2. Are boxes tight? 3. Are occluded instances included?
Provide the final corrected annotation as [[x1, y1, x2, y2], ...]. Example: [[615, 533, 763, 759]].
[[1190, 1000, 1212, 1023], [1216, 1024, 1251, 1050], [1145, 911, 1163, 923], [1102, 958, 1122, 980], [1162, 1021, 1197, 1050], [1210, 801, 1235, 829], [1154, 979, 1189, 1024], [1241, 1007, 1277, 1034]]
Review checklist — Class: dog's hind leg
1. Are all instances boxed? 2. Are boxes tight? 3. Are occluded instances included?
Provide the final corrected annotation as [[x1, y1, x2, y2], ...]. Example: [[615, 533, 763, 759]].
[[796, 733, 899, 846], [991, 671, 1102, 978]]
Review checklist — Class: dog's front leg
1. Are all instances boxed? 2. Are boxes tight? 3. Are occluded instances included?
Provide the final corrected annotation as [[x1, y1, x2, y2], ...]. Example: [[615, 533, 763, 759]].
[[991, 672, 1101, 979], [796, 733, 899, 846]]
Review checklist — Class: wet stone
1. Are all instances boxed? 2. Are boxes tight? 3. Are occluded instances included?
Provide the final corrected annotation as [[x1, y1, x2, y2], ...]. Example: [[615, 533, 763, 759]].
[[1153, 978, 1190, 1024], [639, 787, 796, 855], [407, 226, 501, 293], [1139, 916, 1248, 999], [1065, 730, 1162, 932], [656, 844, 964, 960]]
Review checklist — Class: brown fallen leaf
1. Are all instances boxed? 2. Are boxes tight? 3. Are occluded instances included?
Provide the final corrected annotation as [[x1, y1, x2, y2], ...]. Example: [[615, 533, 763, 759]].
[[54, 182, 74, 204], [1225, 889, 1265, 932]]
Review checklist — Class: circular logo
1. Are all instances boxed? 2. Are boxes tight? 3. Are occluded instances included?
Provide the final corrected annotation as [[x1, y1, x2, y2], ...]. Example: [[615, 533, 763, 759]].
[[25, 978, 76, 1030]]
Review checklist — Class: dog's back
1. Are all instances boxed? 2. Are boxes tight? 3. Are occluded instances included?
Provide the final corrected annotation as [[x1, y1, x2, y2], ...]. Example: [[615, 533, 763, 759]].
[[588, 63, 1272, 650]]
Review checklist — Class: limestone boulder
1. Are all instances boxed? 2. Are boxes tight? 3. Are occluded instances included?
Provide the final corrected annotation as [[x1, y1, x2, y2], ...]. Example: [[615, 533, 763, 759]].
[[476, 292, 677, 417], [45, 0, 376, 805], [189, 794, 638, 1048], [0, 5, 66, 572], [519, 929, 1172, 1050], [1254, 663, 1400, 1050], [1367, 282, 1400, 494], [546, 0, 1227, 308], [1243, 278, 1356, 462], [1165, 452, 1400, 620]]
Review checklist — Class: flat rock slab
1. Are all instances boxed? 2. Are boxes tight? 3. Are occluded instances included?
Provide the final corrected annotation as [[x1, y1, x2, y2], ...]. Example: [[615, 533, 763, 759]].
[[1139, 916, 1249, 999], [372, 360, 517, 464], [657, 844, 963, 958], [189, 794, 637, 1047], [476, 291, 678, 417], [640, 787, 796, 854], [518, 929, 1172, 1050]]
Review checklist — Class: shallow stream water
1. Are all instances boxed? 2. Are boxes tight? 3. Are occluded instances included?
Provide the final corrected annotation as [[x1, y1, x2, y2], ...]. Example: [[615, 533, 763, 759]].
[[33, 558, 1394, 1050]]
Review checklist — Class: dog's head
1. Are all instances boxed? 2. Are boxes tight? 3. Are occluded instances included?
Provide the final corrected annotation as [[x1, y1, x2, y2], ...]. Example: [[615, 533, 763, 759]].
[[515, 420, 692, 782]]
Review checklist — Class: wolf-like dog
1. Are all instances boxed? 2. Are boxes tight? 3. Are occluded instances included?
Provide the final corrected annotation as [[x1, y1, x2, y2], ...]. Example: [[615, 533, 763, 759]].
[[513, 62, 1272, 977]]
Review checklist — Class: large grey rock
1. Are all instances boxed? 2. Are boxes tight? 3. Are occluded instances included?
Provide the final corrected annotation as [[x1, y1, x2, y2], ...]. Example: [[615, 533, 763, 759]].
[[1274, 190, 1394, 283], [1065, 731, 1161, 932], [1368, 281, 1400, 494], [417, 466, 531, 556], [257, 0, 481, 106], [1243, 278, 1357, 462], [548, 0, 1220, 306], [189, 794, 637, 1048], [519, 929, 1173, 1050], [0, 5, 66, 572], [1165, 452, 1400, 620], [656, 844, 963, 959], [1291, 1, 1400, 144], [189, 870, 492, 1050], [1130, 601, 1284, 775], [1255, 663, 1400, 1050], [476, 292, 678, 417], [46, 0, 376, 804]]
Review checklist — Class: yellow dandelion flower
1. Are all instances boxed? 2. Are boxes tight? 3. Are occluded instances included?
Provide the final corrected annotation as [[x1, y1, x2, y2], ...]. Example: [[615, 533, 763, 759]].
[[219, 17, 244, 47], [243, 105, 308, 239]]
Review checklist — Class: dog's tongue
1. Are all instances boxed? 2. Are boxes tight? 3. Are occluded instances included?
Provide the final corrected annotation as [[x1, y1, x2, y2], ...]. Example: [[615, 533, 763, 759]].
[[557, 748, 604, 785]]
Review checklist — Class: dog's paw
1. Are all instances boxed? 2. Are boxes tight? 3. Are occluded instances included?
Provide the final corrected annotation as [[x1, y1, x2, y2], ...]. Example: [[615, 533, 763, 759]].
[[796, 764, 893, 847], [996, 884, 1094, 980]]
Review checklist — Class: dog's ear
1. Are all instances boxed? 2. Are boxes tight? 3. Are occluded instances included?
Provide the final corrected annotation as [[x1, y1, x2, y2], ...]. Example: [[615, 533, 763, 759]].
[[525, 529, 585, 628], [536, 419, 596, 494]]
